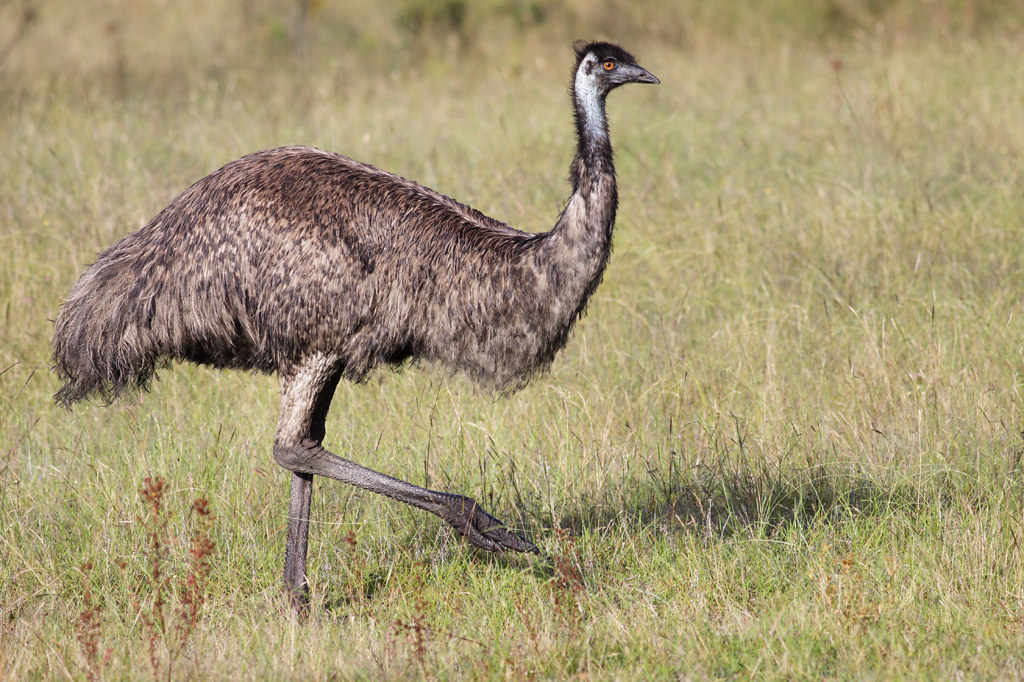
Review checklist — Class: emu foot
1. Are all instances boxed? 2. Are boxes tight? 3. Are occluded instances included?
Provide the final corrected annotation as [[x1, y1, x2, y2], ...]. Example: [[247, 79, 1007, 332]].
[[283, 551, 311, 617], [285, 582, 311, 618], [432, 494, 538, 555]]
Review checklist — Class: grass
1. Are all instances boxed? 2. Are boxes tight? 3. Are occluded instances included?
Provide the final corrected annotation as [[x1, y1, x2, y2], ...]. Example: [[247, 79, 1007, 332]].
[[2, 1, 1024, 678]]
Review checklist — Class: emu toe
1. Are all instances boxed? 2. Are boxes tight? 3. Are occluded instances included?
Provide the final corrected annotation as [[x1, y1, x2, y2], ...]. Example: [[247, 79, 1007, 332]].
[[433, 494, 539, 555]]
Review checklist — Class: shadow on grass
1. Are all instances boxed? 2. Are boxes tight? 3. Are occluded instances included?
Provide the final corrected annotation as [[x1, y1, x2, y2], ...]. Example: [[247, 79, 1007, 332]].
[[314, 443, 994, 608], [528, 456, 935, 546]]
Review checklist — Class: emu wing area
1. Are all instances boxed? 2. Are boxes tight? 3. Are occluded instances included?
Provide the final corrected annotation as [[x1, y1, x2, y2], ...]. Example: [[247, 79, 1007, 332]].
[[111, 146, 544, 387]]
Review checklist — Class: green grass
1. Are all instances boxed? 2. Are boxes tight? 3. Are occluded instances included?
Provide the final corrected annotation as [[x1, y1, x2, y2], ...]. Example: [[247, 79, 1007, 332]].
[[3, 2, 1024, 678]]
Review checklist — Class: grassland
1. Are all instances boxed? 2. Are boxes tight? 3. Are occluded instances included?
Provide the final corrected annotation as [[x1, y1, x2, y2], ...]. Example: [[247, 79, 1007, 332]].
[[2, 1, 1024, 679]]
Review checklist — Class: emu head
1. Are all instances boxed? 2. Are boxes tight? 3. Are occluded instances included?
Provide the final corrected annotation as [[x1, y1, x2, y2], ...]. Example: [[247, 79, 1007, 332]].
[[572, 41, 660, 97]]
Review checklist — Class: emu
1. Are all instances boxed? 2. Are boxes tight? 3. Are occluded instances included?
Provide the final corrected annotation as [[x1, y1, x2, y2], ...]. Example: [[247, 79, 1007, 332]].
[[52, 42, 658, 611]]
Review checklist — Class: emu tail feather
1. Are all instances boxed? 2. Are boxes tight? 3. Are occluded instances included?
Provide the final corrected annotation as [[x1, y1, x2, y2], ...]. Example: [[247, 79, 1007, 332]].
[[52, 247, 163, 407]]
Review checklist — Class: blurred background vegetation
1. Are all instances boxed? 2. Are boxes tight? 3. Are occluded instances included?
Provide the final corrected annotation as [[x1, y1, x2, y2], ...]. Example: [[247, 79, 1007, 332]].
[[2, 0, 1023, 93]]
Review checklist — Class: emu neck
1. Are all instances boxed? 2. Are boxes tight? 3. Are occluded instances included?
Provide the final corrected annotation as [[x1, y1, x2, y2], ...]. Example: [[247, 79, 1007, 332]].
[[572, 62, 610, 157], [565, 64, 617, 240], [540, 70, 617, 307]]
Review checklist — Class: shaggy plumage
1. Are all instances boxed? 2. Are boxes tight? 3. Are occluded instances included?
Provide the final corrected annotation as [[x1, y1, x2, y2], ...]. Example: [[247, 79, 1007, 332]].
[[52, 41, 658, 612]]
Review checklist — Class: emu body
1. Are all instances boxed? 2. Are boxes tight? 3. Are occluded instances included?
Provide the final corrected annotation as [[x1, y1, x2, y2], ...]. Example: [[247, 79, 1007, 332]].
[[53, 42, 658, 612], [55, 148, 592, 396]]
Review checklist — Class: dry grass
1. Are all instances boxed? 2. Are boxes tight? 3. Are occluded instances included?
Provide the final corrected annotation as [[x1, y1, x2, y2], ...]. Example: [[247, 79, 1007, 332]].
[[2, 1, 1024, 678]]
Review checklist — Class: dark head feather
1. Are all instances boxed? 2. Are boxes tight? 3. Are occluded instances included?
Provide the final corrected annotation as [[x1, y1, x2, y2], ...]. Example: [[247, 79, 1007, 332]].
[[572, 41, 638, 69]]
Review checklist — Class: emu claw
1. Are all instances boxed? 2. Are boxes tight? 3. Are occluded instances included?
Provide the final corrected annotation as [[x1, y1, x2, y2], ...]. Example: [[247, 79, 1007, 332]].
[[432, 494, 538, 555]]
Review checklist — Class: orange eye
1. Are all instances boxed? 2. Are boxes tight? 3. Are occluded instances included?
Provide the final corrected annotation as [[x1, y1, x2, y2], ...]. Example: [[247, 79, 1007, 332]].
[[603, 60, 615, 71]]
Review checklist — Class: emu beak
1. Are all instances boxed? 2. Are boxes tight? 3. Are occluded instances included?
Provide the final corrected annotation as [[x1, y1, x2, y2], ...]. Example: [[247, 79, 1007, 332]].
[[630, 66, 660, 85]]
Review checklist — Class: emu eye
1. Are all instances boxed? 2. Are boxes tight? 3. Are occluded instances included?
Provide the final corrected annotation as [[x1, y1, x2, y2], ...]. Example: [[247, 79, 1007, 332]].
[[603, 60, 615, 71]]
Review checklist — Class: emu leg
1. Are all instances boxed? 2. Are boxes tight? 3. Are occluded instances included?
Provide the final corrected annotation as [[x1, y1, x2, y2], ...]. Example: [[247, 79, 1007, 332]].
[[273, 356, 537, 597], [277, 439, 537, 554], [274, 356, 341, 613], [283, 472, 314, 613]]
